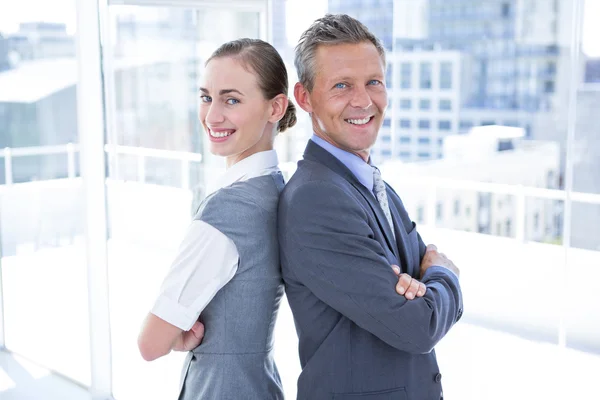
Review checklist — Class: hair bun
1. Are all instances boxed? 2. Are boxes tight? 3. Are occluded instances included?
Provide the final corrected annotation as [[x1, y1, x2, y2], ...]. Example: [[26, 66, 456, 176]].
[[278, 100, 297, 133]]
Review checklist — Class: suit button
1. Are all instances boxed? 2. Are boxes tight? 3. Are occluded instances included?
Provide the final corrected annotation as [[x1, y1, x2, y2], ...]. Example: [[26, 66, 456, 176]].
[[434, 373, 442, 383]]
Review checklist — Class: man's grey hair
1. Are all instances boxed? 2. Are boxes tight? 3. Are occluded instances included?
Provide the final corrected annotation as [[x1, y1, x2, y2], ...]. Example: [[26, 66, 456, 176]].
[[294, 13, 386, 92]]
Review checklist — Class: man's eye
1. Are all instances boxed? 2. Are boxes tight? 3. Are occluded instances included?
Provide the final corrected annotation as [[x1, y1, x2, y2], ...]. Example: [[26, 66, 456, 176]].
[[334, 83, 347, 89]]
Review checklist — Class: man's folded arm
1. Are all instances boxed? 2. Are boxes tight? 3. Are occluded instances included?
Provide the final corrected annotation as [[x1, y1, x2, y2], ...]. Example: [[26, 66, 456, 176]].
[[280, 181, 463, 354]]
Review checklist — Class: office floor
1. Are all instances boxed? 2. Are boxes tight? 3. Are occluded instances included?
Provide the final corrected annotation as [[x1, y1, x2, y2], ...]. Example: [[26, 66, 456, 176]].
[[0, 351, 91, 400], [2, 321, 600, 400]]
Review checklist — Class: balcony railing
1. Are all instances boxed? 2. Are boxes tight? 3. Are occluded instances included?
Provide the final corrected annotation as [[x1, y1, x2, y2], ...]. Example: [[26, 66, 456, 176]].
[[1, 143, 203, 190], [2, 144, 600, 246]]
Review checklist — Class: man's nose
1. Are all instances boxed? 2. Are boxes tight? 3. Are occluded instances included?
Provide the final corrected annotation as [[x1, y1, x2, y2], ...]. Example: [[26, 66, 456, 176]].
[[350, 85, 373, 109]]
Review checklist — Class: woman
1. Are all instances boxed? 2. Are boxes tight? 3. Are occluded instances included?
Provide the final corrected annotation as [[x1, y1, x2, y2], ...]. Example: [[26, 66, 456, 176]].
[[138, 38, 296, 399]]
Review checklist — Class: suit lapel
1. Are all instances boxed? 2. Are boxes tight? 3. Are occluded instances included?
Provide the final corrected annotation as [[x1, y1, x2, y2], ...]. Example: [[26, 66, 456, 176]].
[[304, 141, 400, 260]]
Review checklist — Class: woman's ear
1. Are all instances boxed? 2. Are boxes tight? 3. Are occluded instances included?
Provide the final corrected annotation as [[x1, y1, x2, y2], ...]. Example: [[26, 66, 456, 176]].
[[294, 82, 312, 113], [269, 93, 288, 124]]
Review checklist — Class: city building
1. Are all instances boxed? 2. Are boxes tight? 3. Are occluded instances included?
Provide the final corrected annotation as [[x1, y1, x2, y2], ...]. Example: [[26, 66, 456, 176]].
[[371, 48, 471, 163], [0, 59, 78, 183], [328, 0, 566, 164], [328, 0, 394, 50], [381, 125, 562, 243], [422, 0, 562, 112], [393, 0, 429, 41], [270, 0, 289, 57], [7, 22, 75, 61], [0, 33, 10, 72], [0, 55, 191, 184], [584, 57, 600, 83]]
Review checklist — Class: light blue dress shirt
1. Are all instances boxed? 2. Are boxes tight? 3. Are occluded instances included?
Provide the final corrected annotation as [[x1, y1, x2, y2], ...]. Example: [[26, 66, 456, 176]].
[[310, 134, 374, 191]]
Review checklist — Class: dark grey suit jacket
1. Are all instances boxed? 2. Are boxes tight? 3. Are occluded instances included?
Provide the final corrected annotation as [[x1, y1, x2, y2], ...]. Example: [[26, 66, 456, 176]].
[[278, 140, 463, 400]]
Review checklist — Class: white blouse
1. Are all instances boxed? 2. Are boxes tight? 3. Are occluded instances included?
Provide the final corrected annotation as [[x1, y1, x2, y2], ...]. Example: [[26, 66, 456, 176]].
[[151, 150, 280, 331]]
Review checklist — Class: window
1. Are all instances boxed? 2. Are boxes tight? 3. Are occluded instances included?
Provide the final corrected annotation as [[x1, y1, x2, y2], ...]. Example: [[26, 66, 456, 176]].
[[399, 151, 411, 159], [420, 62, 432, 89], [383, 119, 391, 128], [419, 99, 431, 110], [459, 120, 473, 131], [399, 136, 411, 144], [418, 151, 431, 158], [418, 137, 431, 144], [438, 120, 452, 130], [382, 149, 392, 156], [439, 99, 452, 110], [547, 171, 556, 188], [454, 199, 461, 216], [400, 119, 411, 128], [440, 62, 452, 89], [401, 62, 412, 89], [104, 5, 265, 400], [381, 135, 391, 142], [400, 99, 412, 109], [502, 3, 510, 17], [418, 120, 431, 129], [0, 4, 90, 388], [436, 203, 443, 221], [544, 81, 555, 93], [416, 206, 424, 223]]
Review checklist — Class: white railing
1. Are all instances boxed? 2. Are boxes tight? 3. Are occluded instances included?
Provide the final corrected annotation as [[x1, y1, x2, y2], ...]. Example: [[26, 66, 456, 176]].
[[2, 144, 600, 243], [1, 144, 79, 185], [394, 176, 600, 244], [279, 162, 600, 245], [103, 144, 203, 190], [0, 144, 203, 190]]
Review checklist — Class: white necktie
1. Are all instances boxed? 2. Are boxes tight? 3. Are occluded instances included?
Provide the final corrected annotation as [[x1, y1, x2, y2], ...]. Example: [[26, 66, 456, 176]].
[[372, 166, 396, 240]]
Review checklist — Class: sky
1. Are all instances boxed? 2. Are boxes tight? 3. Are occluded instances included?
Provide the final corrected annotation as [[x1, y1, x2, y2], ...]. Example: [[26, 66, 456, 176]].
[[0, 0, 598, 56]]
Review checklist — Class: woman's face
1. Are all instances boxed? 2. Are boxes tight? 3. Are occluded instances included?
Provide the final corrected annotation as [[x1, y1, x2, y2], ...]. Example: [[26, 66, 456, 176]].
[[199, 57, 276, 167]]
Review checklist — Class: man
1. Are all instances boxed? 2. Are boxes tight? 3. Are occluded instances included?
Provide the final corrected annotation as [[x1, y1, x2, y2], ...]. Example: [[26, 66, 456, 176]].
[[278, 14, 463, 400]]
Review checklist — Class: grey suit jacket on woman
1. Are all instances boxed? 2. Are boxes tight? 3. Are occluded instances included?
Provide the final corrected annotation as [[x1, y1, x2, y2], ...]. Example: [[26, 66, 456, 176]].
[[178, 171, 286, 400]]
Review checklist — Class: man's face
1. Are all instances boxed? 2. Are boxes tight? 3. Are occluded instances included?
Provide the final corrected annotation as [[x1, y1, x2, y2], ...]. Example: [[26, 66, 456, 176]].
[[300, 41, 387, 161]]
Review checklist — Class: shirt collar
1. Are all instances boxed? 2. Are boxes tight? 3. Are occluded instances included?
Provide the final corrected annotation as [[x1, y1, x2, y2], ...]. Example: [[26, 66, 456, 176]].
[[216, 150, 279, 191], [310, 134, 374, 191]]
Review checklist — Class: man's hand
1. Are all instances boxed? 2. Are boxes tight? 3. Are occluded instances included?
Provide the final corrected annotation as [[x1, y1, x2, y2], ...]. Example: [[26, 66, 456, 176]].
[[392, 265, 426, 300], [420, 244, 460, 278], [173, 321, 205, 352]]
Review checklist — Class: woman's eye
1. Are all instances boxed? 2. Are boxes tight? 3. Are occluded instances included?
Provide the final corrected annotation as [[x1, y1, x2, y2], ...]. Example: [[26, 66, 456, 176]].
[[200, 95, 211, 102], [334, 83, 347, 89], [226, 98, 240, 105]]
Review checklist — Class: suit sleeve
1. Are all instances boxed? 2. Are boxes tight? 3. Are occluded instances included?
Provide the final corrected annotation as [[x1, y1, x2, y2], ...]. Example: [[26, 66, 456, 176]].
[[279, 181, 463, 354]]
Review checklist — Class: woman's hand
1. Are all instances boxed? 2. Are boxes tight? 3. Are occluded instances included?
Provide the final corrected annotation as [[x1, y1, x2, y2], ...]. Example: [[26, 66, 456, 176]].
[[173, 321, 205, 352]]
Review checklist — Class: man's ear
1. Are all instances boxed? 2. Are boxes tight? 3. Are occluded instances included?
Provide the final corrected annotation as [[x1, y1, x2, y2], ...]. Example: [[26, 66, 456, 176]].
[[294, 82, 313, 113], [268, 93, 288, 124]]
